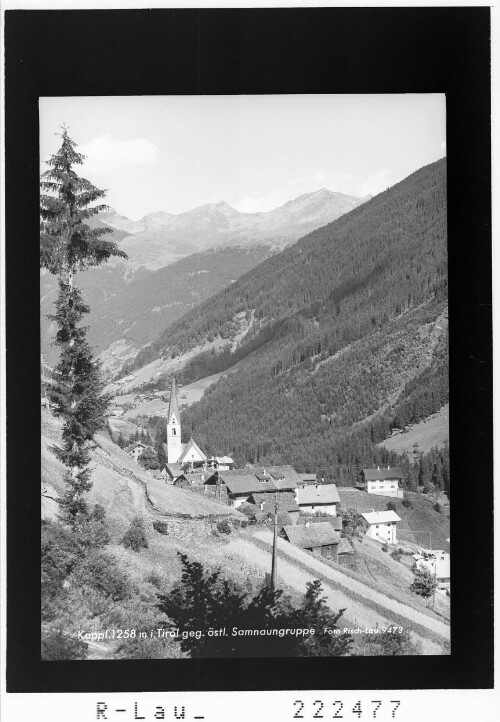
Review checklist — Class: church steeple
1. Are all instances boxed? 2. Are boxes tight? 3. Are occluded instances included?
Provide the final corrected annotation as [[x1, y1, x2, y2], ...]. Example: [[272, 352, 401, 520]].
[[167, 374, 182, 463], [167, 374, 180, 425]]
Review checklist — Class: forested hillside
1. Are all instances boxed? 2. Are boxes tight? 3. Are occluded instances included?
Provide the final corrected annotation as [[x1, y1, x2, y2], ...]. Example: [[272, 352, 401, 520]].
[[127, 159, 448, 488], [125, 159, 446, 374], [41, 245, 273, 368]]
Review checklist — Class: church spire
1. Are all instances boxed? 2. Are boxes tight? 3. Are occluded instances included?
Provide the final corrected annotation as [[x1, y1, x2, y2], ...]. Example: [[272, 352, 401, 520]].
[[167, 374, 180, 424], [166, 374, 182, 464]]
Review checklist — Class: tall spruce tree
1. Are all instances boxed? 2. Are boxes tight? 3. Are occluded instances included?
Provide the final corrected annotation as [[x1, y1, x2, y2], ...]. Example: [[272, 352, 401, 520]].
[[40, 128, 127, 526]]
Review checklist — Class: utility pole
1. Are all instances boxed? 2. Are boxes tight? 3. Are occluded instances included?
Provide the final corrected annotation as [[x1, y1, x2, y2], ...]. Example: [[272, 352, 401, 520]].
[[270, 492, 278, 590], [432, 560, 437, 610]]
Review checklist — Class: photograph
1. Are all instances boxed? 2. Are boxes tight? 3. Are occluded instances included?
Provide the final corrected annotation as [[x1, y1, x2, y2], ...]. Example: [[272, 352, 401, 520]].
[[39, 93, 451, 661]]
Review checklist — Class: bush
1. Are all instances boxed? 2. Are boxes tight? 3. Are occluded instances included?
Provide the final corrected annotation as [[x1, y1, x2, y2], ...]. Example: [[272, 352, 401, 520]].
[[433, 502, 443, 513], [402, 498, 412, 509], [41, 626, 88, 660], [122, 516, 149, 552], [71, 550, 133, 602], [157, 553, 353, 658], [146, 570, 167, 589], [410, 566, 437, 599], [361, 627, 422, 656], [390, 549, 402, 562], [382, 544, 389, 552], [153, 521, 170, 535], [386, 501, 397, 512], [216, 519, 232, 535]]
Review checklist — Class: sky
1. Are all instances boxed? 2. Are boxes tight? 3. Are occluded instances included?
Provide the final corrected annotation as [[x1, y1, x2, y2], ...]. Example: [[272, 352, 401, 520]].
[[40, 94, 446, 220]]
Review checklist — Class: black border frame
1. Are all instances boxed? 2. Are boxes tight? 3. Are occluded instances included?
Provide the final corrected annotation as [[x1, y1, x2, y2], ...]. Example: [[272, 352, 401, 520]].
[[5, 7, 492, 693]]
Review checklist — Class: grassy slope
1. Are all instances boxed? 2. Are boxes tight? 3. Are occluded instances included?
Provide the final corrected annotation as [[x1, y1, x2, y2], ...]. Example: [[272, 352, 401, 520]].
[[42, 410, 449, 657], [42, 411, 239, 541], [230, 530, 449, 653], [378, 404, 449, 455], [337, 488, 450, 552]]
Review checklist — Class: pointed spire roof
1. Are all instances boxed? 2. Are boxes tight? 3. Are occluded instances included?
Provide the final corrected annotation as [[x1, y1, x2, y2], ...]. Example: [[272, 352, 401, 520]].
[[167, 374, 180, 424]]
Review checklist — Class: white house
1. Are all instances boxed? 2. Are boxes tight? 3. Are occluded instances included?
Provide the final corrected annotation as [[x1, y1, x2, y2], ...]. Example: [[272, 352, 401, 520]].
[[126, 441, 148, 463], [413, 551, 450, 593], [358, 466, 405, 498], [296, 483, 340, 516], [360, 509, 401, 544]]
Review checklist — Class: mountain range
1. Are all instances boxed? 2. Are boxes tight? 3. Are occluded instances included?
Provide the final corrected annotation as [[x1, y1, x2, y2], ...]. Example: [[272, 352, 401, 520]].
[[119, 159, 448, 482], [101, 189, 371, 269], [41, 187, 369, 367]]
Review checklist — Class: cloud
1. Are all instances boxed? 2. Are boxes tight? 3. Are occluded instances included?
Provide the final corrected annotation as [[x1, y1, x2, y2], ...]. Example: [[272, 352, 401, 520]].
[[355, 168, 391, 198], [79, 134, 158, 177]]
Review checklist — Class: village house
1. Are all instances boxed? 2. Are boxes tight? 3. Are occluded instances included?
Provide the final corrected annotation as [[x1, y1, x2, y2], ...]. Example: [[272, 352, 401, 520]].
[[250, 491, 300, 525], [207, 455, 235, 471], [282, 522, 341, 561], [208, 465, 302, 508], [413, 551, 450, 593], [298, 473, 317, 486], [360, 509, 401, 545], [296, 482, 340, 515], [126, 440, 148, 463], [296, 515, 342, 531], [357, 466, 405, 498]]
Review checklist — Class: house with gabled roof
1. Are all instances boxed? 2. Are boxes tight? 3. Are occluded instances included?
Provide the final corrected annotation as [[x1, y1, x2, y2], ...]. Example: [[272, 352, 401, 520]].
[[360, 509, 401, 545], [296, 483, 340, 515], [211, 465, 301, 508], [126, 440, 148, 463], [251, 491, 300, 525], [358, 466, 405, 498], [283, 522, 341, 561]]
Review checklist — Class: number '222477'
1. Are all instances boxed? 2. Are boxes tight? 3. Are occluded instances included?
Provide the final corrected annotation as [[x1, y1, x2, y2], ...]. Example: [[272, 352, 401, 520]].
[[293, 700, 401, 719]]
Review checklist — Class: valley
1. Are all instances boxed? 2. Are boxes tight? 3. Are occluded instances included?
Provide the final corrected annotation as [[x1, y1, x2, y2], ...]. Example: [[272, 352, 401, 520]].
[[40, 150, 451, 661]]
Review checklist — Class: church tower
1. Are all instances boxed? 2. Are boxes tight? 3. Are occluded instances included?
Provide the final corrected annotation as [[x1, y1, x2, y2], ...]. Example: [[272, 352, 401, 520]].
[[167, 374, 182, 463]]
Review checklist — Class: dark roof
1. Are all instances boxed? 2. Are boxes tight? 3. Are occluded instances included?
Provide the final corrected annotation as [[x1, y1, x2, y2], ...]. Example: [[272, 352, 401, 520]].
[[338, 538, 355, 555], [251, 491, 299, 513], [126, 441, 148, 452], [268, 465, 303, 488], [362, 466, 404, 481], [299, 474, 317, 484], [167, 375, 180, 425], [297, 515, 342, 531], [297, 483, 340, 505], [164, 463, 183, 479], [220, 473, 267, 495], [283, 522, 340, 549]]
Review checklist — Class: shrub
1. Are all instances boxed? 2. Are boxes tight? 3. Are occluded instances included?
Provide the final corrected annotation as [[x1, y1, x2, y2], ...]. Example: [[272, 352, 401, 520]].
[[386, 501, 397, 512], [390, 550, 402, 562], [153, 521, 170, 535], [157, 553, 353, 658], [216, 519, 232, 535], [410, 566, 437, 599], [402, 498, 412, 509], [361, 627, 422, 656], [122, 516, 149, 552], [382, 544, 389, 552], [41, 626, 88, 660], [433, 502, 443, 513], [71, 550, 133, 601], [146, 570, 167, 589]]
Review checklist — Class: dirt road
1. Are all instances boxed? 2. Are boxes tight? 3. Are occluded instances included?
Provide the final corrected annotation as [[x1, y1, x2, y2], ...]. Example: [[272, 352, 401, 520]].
[[226, 531, 449, 654]]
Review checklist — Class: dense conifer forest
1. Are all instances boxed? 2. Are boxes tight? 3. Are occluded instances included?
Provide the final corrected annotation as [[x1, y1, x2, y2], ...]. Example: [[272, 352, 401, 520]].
[[124, 158, 446, 374], [122, 159, 448, 492]]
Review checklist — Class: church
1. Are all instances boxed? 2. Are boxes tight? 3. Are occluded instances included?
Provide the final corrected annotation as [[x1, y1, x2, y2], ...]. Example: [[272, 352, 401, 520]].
[[165, 375, 207, 466]]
